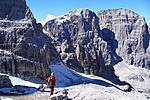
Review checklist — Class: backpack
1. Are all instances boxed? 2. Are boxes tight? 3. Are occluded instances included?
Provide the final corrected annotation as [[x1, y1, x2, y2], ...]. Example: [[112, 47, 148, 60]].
[[48, 77, 52, 84], [47, 77, 51, 87], [47, 77, 54, 88]]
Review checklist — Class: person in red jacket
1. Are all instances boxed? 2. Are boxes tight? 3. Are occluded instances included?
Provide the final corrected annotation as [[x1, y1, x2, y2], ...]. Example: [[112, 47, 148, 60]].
[[46, 72, 56, 96]]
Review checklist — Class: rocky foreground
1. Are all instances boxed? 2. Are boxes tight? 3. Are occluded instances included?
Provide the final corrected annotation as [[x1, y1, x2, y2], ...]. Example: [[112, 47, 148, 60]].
[[0, 0, 150, 100], [0, 83, 150, 100], [1, 61, 150, 100]]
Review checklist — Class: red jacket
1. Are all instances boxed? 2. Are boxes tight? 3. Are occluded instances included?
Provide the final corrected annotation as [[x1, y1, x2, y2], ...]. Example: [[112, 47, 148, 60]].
[[46, 76, 56, 86]]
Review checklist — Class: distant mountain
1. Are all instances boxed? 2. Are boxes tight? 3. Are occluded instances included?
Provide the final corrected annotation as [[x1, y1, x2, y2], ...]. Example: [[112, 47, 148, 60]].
[[97, 8, 150, 69]]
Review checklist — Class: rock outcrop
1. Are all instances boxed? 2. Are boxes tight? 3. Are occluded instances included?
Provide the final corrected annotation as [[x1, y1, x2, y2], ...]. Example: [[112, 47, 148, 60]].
[[0, 75, 13, 88], [0, 0, 60, 82], [97, 8, 150, 68], [44, 9, 115, 78]]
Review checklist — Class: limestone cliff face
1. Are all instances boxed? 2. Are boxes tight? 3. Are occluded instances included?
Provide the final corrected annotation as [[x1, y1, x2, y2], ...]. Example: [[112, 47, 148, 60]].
[[0, 0, 60, 82], [97, 8, 150, 68], [44, 9, 115, 78]]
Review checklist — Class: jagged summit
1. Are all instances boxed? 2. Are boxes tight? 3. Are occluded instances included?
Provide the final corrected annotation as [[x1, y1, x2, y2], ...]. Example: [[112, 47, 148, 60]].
[[66, 8, 95, 16], [97, 8, 140, 27], [99, 8, 139, 16], [46, 8, 97, 25]]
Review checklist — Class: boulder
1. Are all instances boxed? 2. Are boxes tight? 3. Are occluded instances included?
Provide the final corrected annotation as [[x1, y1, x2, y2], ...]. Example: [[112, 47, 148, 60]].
[[119, 84, 132, 92], [50, 94, 68, 100], [10, 85, 25, 93], [50, 89, 68, 100], [0, 75, 13, 88]]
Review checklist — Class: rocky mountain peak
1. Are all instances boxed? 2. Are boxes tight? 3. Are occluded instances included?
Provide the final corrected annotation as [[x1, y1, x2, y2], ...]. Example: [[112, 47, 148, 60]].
[[97, 8, 150, 68], [66, 8, 95, 17], [44, 8, 115, 78], [98, 8, 140, 29], [44, 7, 150, 78], [46, 8, 97, 27]]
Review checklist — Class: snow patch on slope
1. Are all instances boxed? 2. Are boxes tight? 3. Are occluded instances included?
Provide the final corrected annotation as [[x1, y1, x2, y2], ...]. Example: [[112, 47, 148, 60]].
[[0, 73, 40, 88], [53, 9, 82, 24], [114, 61, 150, 90], [50, 62, 83, 87], [39, 14, 56, 26]]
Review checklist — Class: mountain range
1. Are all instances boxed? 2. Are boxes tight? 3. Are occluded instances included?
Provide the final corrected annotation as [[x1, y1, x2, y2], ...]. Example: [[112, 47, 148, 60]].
[[0, 0, 150, 82], [44, 8, 150, 77]]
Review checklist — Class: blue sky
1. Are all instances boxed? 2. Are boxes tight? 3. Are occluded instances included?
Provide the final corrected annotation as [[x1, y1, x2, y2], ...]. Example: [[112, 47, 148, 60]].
[[26, 0, 150, 26]]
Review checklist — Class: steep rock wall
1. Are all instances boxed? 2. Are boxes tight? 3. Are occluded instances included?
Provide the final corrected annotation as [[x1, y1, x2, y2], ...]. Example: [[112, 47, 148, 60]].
[[0, 0, 60, 82], [44, 9, 115, 78], [97, 8, 150, 68]]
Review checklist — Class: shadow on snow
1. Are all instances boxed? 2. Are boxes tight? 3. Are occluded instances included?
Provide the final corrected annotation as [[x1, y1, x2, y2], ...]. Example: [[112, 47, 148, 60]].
[[61, 74, 133, 92]]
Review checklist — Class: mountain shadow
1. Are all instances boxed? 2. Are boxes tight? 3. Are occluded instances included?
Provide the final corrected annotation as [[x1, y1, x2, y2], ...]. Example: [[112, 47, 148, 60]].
[[63, 74, 133, 92], [101, 28, 123, 64]]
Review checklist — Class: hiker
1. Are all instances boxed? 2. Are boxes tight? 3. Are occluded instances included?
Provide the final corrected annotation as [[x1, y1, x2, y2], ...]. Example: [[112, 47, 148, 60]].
[[46, 72, 56, 96]]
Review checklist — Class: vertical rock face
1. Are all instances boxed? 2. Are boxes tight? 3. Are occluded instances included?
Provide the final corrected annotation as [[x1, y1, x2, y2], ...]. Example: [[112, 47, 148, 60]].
[[44, 9, 115, 78], [0, 0, 60, 81], [97, 8, 150, 68]]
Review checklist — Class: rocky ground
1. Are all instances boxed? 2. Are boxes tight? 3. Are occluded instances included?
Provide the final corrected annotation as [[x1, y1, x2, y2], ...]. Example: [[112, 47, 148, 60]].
[[1, 84, 150, 100], [1, 92, 50, 100], [0, 62, 150, 100], [1, 88, 68, 100]]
